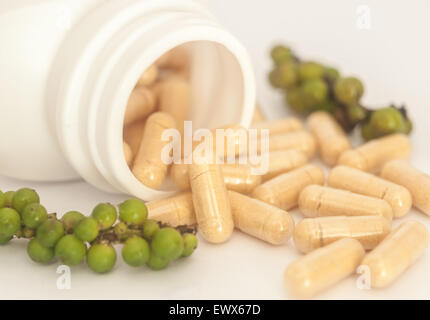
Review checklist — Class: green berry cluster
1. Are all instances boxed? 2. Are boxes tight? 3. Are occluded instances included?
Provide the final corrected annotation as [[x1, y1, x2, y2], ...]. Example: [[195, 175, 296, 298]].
[[0, 188, 198, 273], [269, 45, 413, 140]]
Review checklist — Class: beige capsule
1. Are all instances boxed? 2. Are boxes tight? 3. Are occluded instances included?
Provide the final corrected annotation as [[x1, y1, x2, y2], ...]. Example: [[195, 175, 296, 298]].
[[159, 78, 191, 137], [307, 111, 351, 166], [381, 160, 430, 216], [252, 164, 324, 210], [123, 119, 146, 156], [123, 142, 133, 167], [156, 46, 189, 70], [189, 160, 234, 244], [298, 185, 393, 220], [123, 86, 156, 126], [228, 191, 295, 245], [132, 112, 176, 189], [328, 166, 412, 218], [267, 131, 316, 158], [284, 238, 365, 299], [136, 64, 159, 87], [262, 150, 308, 182], [361, 221, 430, 288], [338, 133, 411, 173], [170, 163, 261, 194], [250, 117, 303, 136], [294, 216, 391, 254], [146, 192, 196, 227]]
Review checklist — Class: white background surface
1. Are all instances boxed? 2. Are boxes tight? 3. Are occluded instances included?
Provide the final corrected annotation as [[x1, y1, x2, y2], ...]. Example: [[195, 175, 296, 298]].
[[1, 0, 430, 299]]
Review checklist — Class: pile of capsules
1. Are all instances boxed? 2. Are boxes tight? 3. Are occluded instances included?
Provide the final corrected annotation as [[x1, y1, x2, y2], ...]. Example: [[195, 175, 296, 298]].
[[268, 45, 413, 141], [0, 189, 198, 273], [141, 107, 430, 299], [123, 45, 191, 189]]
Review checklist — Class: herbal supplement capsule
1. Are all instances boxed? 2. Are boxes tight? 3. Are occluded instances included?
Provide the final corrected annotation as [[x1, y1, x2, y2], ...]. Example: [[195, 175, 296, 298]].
[[381, 160, 430, 216], [307, 111, 351, 166], [250, 117, 303, 136], [136, 64, 159, 87], [171, 163, 261, 194], [252, 164, 324, 210], [159, 78, 191, 137], [252, 103, 266, 123], [338, 133, 411, 173], [123, 142, 133, 167], [132, 112, 176, 189], [284, 238, 365, 299], [298, 185, 393, 220], [123, 119, 146, 156], [189, 160, 234, 244], [328, 166, 412, 218], [262, 150, 308, 182], [228, 191, 295, 245], [361, 221, 430, 288], [268, 131, 316, 158], [156, 46, 189, 70], [146, 192, 196, 227], [294, 216, 391, 253], [123, 87, 156, 126]]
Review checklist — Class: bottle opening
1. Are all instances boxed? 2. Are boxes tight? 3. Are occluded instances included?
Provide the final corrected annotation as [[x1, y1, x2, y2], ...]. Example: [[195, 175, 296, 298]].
[[121, 41, 248, 195]]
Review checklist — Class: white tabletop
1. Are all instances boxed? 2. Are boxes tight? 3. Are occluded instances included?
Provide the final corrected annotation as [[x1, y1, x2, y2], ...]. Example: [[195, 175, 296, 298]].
[[1, 0, 430, 299]]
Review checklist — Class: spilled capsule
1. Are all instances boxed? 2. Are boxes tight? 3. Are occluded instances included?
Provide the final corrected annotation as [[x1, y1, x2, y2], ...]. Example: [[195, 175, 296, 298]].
[[299, 185, 393, 220], [229, 191, 295, 245], [294, 216, 391, 253], [146, 192, 196, 227], [284, 238, 365, 299], [338, 133, 411, 173], [252, 164, 324, 210], [328, 166, 412, 218], [361, 221, 429, 288], [381, 160, 430, 216]]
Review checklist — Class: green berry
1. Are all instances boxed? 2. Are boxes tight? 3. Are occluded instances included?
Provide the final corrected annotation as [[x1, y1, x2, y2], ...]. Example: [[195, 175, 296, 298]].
[[142, 219, 160, 241], [55, 234, 87, 266], [268, 62, 298, 89], [270, 45, 292, 65], [0, 191, 4, 209], [0, 208, 21, 238], [87, 243, 117, 273], [74, 217, 99, 242], [182, 233, 198, 258], [12, 188, 40, 213], [346, 104, 368, 123], [122, 236, 150, 267], [4, 191, 15, 208], [370, 107, 407, 134], [61, 211, 85, 233], [22, 203, 48, 229], [334, 77, 364, 105], [119, 199, 148, 226], [151, 227, 184, 261], [324, 66, 340, 82], [147, 254, 169, 271], [92, 203, 117, 230], [285, 87, 308, 114], [301, 79, 328, 108], [361, 122, 380, 141], [27, 238, 55, 264], [114, 221, 129, 241], [0, 235, 12, 245], [36, 219, 64, 248], [311, 100, 336, 113], [298, 61, 324, 81]]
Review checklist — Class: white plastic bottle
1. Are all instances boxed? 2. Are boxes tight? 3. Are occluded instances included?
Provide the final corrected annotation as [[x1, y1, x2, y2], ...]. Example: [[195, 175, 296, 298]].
[[0, 0, 256, 200]]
